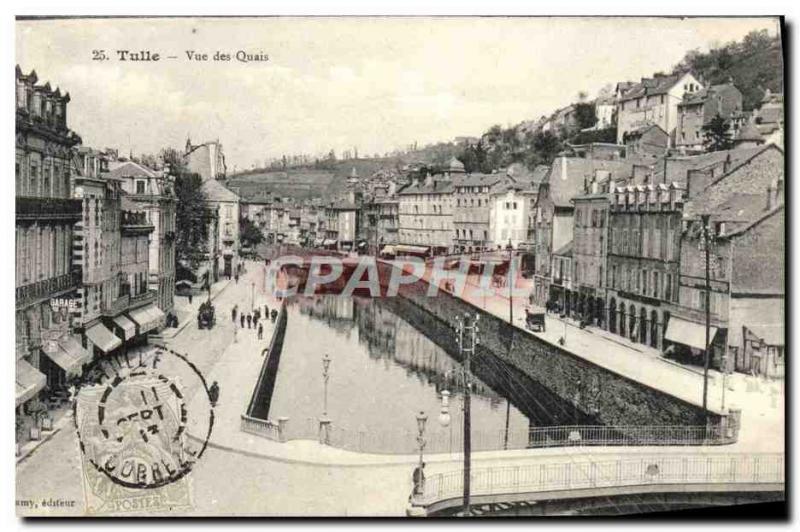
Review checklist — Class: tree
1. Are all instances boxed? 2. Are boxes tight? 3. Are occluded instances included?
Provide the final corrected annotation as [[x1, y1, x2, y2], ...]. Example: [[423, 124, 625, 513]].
[[574, 102, 597, 130], [239, 217, 264, 248], [702, 114, 734, 152], [174, 172, 209, 269]]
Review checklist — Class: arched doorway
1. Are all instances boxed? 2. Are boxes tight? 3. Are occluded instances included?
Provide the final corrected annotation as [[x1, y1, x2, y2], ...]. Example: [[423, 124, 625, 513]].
[[650, 310, 659, 348], [609, 297, 617, 333], [618, 302, 626, 337], [639, 307, 648, 344], [628, 304, 636, 341]]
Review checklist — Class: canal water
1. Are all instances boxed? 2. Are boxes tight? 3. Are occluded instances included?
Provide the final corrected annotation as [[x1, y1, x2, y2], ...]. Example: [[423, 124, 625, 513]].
[[262, 295, 596, 453]]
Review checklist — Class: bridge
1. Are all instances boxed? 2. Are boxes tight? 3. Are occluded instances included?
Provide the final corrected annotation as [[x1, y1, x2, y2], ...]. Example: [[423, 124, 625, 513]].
[[407, 452, 784, 516]]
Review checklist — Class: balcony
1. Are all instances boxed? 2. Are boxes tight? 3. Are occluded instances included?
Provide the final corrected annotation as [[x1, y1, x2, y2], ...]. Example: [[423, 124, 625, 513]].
[[16, 196, 82, 222], [129, 290, 157, 308], [16, 270, 80, 309], [121, 210, 155, 235], [102, 294, 131, 317]]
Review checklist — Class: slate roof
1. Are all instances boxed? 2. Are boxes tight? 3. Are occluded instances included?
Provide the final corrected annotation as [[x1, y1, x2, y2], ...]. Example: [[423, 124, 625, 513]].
[[545, 157, 633, 208], [618, 73, 687, 102], [398, 178, 455, 195], [202, 179, 240, 202], [104, 161, 158, 179]]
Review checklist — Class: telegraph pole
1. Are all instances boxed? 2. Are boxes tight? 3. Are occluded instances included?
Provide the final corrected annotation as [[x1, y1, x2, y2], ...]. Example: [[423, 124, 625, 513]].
[[455, 313, 479, 516], [701, 214, 711, 423]]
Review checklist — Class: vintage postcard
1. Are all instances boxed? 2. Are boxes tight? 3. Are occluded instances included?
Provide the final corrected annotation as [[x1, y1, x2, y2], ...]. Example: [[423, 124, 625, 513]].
[[14, 15, 785, 518]]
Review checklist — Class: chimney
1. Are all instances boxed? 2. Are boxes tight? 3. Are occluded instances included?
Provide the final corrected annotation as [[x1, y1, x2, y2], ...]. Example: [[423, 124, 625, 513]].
[[425, 172, 434, 187]]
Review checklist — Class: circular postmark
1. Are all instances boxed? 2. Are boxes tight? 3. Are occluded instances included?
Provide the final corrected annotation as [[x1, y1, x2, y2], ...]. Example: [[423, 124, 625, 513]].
[[73, 346, 215, 490]]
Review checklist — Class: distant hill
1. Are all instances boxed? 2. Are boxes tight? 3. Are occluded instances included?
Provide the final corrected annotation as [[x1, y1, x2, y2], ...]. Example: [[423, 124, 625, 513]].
[[228, 143, 464, 201]]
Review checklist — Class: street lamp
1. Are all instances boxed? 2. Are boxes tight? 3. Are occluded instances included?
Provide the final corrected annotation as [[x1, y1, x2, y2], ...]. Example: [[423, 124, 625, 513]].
[[455, 312, 479, 516], [415, 411, 428, 496], [506, 239, 514, 325], [320, 354, 332, 444]]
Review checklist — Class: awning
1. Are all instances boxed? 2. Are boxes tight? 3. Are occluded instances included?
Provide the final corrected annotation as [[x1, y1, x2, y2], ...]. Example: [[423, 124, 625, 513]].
[[664, 316, 718, 351], [112, 315, 137, 341], [380, 245, 396, 255], [744, 324, 784, 346], [395, 245, 430, 255], [43, 335, 90, 376], [86, 322, 123, 353], [16, 359, 46, 406], [223, 249, 235, 257], [313, 238, 324, 246], [357, 241, 367, 248], [323, 239, 337, 246], [128, 304, 164, 334]]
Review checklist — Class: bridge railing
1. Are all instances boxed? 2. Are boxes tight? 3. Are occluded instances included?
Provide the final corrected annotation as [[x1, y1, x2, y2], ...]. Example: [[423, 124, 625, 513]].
[[240, 418, 737, 455], [413, 452, 784, 507], [528, 424, 736, 447]]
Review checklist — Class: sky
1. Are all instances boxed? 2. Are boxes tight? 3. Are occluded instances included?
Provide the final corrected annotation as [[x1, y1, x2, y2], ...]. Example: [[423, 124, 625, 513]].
[[16, 16, 780, 171]]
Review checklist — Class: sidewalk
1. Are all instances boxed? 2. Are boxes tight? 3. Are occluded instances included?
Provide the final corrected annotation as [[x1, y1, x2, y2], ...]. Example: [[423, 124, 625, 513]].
[[152, 278, 233, 340], [16, 404, 74, 465]]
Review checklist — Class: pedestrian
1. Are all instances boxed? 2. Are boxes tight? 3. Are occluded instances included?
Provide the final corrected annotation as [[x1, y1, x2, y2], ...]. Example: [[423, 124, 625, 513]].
[[254, 308, 260, 322], [264, 304, 270, 318], [253, 314, 259, 329], [412, 462, 426, 495], [232, 306, 237, 323], [235, 273, 239, 284], [188, 292, 193, 305], [240, 314, 245, 328], [271, 309, 278, 322], [246, 314, 252, 329], [209, 381, 220, 407], [258, 323, 263, 340]]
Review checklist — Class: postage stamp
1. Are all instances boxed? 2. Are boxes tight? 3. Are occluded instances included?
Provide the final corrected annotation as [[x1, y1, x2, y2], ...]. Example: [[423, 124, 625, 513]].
[[73, 347, 214, 515]]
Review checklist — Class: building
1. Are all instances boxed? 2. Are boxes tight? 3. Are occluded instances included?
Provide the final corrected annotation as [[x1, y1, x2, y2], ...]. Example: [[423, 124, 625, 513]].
[[623, 124, 669, 160], [550, 241, 574, 314], [616, 72, 704, 146], [606, 182, 685, 349], [569, 176, 612, 328], [452, 173, 505, 253], [594, 95, 617, 130], [531, 155, 631, 307], [185, 138, 227, 181], [72, 149, 162, 370], [323, 195, 360, 252], [15, 66, 84, 415], [201, 179, 241, 277], [362, 181, 400, 256], [397, 172, 455, 256], [676, 82, 743, 152], [753, 89, 784, 148], [108, 161, 176, 316], [488, 165, 539, 251], [669, 144, 784, 374]]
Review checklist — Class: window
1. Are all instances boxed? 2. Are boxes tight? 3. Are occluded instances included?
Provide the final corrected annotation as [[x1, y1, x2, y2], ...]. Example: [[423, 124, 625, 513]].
[[136, 180, 145, 194]]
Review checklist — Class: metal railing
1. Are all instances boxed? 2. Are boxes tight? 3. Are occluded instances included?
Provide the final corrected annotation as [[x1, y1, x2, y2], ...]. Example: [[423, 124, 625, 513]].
[[240, 419, 736, 455], [16, 270, 81, 309], [527, 424, 736, 448], [414, 452, 785, 507]]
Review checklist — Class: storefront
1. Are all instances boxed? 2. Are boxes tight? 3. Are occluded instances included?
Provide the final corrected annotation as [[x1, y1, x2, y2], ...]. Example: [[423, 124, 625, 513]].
[[85, 321, 123, 359], [394, 245, 430, 259], [127, 304, 167, 336], [40, 333, 90, 389], [663, 315, 720, 368], [16, 358, 46, 409]]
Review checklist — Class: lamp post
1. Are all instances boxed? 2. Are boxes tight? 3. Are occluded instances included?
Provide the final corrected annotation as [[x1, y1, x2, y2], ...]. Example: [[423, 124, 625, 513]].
[[700, 214, 711, 424], [415, 411, 428, 496], [506, 239, 514, 325], [320, 354, 332, 444], [455, 312, 479, 516]]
